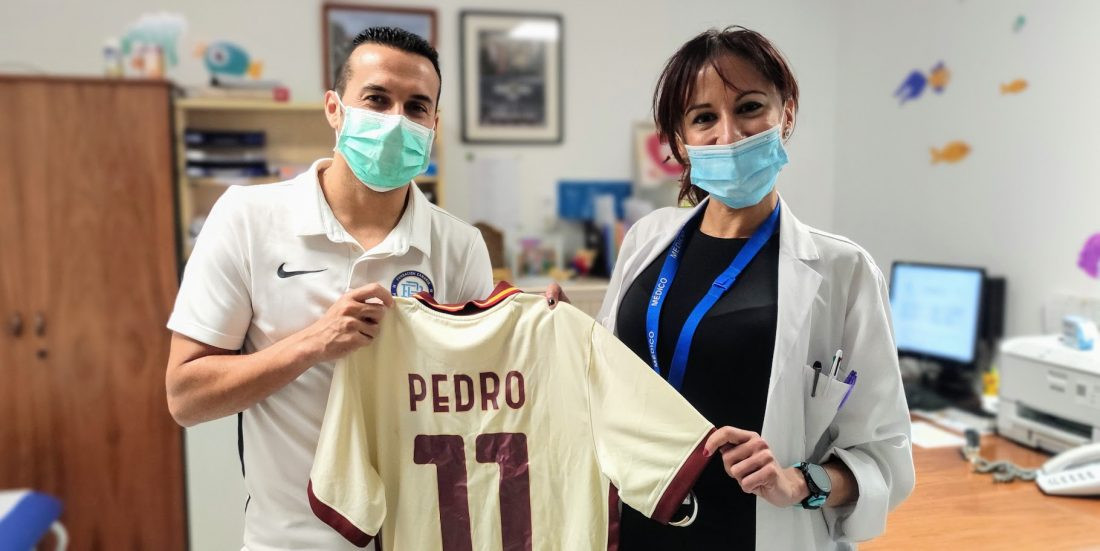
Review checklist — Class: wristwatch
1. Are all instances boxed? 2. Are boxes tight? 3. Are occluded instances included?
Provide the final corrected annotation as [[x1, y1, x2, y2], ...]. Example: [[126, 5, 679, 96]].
[[794, 462, 831, 510]]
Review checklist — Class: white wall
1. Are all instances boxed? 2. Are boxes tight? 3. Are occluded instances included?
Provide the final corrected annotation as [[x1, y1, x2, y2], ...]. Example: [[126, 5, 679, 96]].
[[834, 0, 1100, 337], [1, 1, 839, 548], [0, 0, 838, 229]]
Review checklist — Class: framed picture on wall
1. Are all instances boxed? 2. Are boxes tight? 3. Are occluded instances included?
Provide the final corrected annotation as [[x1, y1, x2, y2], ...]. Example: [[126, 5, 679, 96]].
[[322, 3, 437, 91], [633, 122, 684, 188], [460, 11, 563, 144]]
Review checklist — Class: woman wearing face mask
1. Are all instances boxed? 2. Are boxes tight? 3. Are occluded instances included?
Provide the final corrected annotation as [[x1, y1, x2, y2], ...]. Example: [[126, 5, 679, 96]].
[[548, 27, 913, 549]]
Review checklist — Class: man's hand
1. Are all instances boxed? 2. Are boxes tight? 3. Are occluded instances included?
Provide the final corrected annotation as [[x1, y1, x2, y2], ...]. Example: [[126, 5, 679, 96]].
[[705, 426, 809, 508], [295, 283, 395, 364]]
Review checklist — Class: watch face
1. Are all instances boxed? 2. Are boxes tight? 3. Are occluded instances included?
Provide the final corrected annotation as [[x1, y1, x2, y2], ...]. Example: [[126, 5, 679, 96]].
[[808, 464, 831, 493]]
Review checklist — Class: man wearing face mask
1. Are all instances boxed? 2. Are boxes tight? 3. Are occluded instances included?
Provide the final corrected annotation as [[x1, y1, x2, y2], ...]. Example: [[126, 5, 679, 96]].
[[164, 27, 494, 551]]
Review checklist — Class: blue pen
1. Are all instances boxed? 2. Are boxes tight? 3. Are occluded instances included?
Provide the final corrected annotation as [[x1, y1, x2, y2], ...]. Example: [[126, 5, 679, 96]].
[[838, 370, 858, 411]]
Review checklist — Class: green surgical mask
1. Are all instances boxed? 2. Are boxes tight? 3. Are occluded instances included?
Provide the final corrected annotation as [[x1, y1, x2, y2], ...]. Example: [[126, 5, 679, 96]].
[[334, 95, 434, 191]]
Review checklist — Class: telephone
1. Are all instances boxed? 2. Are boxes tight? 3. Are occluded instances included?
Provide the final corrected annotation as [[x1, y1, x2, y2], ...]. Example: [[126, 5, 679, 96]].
[[1036, 442, 1100, 496]]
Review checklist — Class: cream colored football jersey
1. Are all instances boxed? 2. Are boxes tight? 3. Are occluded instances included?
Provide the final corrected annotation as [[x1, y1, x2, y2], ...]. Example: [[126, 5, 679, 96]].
[[308, 283, 715, 550]]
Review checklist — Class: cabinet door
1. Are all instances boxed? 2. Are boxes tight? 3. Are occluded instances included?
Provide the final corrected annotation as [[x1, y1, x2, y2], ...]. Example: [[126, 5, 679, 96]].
[[0, 78, 39, 491], [3, 77, 185, 550]]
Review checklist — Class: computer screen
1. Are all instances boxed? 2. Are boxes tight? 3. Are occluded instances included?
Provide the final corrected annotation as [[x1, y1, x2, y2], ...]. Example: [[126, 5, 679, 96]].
[[889, 262, 985, 365]]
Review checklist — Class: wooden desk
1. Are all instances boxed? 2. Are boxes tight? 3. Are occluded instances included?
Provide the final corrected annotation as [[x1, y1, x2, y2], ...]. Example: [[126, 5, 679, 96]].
[[863, 426, 1100, 550]]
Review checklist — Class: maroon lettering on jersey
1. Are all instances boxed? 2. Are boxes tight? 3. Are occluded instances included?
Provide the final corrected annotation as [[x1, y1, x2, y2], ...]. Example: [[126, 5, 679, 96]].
[[480, 372, 500, 411], [454, 374, 474, 412], [504, 371, 526, 409], [411, 371, 525, 413], [409, 374, 427, 411], [414, 435, 473, 551], [476, 433, 532, 551], [431, 374, 450, 413]]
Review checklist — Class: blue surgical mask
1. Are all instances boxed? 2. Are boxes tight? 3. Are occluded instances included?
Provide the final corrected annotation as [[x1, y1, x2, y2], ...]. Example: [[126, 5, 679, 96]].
[[685, 125, 788, 209], [334, 95, 434, 192]]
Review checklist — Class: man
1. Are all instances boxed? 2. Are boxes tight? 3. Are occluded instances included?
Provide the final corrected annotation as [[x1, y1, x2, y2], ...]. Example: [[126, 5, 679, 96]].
[[166, 27, 494, 550]]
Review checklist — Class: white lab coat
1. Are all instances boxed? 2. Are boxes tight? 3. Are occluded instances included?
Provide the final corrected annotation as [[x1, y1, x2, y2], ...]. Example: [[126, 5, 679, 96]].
[[597, 196, 915, 550]]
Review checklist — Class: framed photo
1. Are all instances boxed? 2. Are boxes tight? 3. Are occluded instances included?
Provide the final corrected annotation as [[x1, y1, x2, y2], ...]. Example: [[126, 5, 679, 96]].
[[460, 11, 563, 144], [633, 122, 684, 188], [322, 3, 437, 91]]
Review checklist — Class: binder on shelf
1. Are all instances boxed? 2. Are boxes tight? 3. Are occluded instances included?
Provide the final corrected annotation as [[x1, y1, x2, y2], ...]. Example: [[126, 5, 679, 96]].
[[184, 129, 266, 148]]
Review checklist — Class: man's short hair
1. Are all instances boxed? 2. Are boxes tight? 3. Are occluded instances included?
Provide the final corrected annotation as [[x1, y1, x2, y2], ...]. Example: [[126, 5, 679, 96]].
[[333, 26, 441, 99]]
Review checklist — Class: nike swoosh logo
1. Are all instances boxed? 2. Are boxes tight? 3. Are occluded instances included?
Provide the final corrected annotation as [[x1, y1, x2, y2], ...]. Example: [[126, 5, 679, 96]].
[[277, 263, 327, 278]]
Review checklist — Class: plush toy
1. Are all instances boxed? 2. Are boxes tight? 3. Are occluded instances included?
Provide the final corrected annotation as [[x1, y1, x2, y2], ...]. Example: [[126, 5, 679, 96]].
[[196, 41, 263, 81]]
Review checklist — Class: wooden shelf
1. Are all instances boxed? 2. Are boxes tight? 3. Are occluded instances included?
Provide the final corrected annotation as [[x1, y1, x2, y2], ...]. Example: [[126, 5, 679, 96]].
[[175, 97, 324, 112], [187, 176, 281, 187]]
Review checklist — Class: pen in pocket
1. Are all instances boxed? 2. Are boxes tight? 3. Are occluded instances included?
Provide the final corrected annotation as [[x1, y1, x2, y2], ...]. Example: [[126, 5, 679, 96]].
[[838, 370, 858, 411], [811, 361, 822, 397], [824, 349, 843, 398]]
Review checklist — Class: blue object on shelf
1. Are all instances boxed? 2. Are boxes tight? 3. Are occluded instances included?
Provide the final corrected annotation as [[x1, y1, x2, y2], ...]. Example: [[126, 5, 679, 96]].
[[0, 490, 64, 550], [557, 181, 632, 221]]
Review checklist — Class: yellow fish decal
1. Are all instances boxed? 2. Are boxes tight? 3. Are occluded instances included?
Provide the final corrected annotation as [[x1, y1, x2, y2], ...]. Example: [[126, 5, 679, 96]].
[[931, 141, 971, 164], [1000, 79, 1028, 94]]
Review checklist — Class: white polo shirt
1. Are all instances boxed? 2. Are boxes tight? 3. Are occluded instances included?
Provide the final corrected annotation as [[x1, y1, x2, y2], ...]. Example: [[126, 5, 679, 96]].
[[168, 158, 494, 551]]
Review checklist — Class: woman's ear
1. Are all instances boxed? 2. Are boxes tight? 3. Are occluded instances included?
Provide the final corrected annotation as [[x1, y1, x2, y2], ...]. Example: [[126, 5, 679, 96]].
[[672, 133, 688, 165], [782, 99, 796, 140]]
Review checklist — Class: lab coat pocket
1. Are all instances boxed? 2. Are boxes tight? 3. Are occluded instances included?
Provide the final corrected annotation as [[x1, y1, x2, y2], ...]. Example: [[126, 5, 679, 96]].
[[802, 364, 852, 447]]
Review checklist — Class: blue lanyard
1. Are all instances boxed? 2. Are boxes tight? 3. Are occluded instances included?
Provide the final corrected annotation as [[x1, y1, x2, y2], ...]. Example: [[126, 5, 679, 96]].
[[645, 203, 781, 391]]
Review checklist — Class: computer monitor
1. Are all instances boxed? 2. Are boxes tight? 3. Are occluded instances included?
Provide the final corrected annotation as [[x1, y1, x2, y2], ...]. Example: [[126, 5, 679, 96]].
[[889, 262, 986, 366]]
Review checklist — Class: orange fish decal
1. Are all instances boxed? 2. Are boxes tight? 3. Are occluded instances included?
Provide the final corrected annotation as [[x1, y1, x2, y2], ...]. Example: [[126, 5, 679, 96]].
[[931, 141, 971, 164], [1000, 79, 1028, 94], [928, 62, 950, 93]]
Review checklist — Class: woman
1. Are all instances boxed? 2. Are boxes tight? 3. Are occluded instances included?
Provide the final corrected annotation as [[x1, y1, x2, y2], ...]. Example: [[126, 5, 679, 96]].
[[548, 27, 914, 549]]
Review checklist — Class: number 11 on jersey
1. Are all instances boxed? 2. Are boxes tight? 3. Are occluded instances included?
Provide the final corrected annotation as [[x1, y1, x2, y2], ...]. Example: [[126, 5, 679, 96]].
[[414, 432, 532, 551]]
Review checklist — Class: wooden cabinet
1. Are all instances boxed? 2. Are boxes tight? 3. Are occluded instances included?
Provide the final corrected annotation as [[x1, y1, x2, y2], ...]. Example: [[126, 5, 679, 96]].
[[0, 76, 185, 550]]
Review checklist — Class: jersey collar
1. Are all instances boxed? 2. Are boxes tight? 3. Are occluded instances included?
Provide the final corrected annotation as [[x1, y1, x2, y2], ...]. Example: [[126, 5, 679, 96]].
[[295, 158, 432, 256], [414, 281, 520, 315]]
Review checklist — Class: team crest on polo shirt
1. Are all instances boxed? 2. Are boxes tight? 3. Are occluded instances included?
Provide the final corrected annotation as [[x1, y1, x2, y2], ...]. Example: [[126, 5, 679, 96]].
[[391, 270, 435, 298]]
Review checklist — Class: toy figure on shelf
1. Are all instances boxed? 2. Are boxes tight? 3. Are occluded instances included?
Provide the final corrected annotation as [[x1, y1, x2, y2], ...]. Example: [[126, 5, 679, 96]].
[[197, 41, 264, 84], [570, 248, 597, 276], [119, 12, 186, 78]]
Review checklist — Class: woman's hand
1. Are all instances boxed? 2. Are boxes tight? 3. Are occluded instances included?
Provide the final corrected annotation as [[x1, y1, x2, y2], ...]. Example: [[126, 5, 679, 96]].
[[705, 426, 809, 508], [544, 282, 571, 309]]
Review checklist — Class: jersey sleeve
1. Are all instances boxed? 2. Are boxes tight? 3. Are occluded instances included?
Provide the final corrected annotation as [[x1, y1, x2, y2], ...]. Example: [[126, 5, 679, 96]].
[[585, 321, 715, 523], [166, 186, 253, 350], [308, 352, 386, 547]]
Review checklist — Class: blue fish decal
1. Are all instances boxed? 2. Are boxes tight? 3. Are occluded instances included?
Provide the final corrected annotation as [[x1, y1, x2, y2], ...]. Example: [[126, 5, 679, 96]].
[[894, 70, 927, 105], [201, 41, 262, 79]]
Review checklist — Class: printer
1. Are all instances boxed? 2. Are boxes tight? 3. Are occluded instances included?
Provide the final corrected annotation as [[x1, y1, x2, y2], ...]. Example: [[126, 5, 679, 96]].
[[997, 335, 1100, 454]]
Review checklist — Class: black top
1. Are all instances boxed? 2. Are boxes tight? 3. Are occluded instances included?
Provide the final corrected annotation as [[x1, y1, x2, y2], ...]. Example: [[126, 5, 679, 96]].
[[615, 217, 779, 550]]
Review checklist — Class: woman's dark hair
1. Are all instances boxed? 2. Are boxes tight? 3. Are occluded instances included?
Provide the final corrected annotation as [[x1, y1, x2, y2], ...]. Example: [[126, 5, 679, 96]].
[[653, 26, 799, 205]]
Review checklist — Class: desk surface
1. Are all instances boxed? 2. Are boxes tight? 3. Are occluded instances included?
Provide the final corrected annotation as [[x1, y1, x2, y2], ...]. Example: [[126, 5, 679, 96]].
[[863, 424, 1100, 550]]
